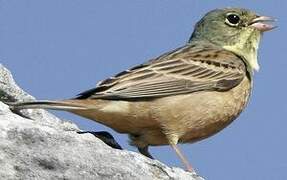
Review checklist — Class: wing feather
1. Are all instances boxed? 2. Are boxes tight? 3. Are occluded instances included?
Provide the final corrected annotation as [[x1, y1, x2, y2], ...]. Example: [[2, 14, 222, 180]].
[[76, 43, 247, 100]]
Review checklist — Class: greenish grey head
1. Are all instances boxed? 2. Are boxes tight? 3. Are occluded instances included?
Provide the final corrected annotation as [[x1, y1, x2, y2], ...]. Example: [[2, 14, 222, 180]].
[[189, 8, 275, 73]]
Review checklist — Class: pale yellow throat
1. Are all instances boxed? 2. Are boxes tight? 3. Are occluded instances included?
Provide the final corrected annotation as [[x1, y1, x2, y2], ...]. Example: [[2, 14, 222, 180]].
[[223, 29, 261, 74]]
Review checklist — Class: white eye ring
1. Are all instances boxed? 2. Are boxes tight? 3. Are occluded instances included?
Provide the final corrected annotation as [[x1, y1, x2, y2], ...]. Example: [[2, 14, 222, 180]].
[[225, 13, 240, 27]]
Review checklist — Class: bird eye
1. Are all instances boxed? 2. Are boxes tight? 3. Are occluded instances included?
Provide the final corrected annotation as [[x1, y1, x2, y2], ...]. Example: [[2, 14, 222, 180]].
[[225, 13, 240, 26]]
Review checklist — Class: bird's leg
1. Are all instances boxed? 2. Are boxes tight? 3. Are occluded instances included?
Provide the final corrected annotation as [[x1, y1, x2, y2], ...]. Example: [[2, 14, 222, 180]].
[[171, 144, 193, 172], [138, 146, 154, 159], [129, 134, 154, 159]]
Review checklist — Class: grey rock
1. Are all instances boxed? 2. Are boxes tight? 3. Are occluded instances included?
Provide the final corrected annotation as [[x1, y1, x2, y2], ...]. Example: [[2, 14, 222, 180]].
[[0, 64, 204, 180]]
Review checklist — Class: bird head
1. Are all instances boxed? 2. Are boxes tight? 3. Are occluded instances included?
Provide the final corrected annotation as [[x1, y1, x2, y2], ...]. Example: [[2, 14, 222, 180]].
[[189, 8, 276, 74]]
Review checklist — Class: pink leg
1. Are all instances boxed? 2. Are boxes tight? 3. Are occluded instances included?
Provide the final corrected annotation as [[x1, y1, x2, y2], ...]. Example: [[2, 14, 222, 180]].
[[171, 144, 193, 172]]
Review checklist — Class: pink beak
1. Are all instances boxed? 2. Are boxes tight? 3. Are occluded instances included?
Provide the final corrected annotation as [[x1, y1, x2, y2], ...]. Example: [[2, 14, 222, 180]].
[[249, 16, 276, 32]]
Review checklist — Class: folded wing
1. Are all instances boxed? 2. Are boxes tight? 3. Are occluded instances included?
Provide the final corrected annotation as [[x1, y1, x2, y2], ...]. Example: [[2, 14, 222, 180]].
[[77, 43, 247, 100]]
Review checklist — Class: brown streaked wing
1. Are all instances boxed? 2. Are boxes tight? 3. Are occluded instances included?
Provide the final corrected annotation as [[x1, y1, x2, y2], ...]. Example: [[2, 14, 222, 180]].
[[76, 43, 246, 100]]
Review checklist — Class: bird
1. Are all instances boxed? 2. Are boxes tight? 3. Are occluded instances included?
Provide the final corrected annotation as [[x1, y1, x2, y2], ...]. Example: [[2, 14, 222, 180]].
[[8, 8, 275, 172]]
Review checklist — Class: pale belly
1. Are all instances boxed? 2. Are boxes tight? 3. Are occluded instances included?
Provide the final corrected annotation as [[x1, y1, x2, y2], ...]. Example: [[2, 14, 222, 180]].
[[72, 77, 251, 146]]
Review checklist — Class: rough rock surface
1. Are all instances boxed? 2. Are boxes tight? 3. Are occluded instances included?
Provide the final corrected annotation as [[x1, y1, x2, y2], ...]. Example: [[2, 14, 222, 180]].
[[0, 64, 204, 180]]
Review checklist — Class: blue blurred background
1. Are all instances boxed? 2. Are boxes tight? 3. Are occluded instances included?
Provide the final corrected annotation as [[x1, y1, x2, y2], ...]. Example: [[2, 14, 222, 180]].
[[0, 1, 286, 179]]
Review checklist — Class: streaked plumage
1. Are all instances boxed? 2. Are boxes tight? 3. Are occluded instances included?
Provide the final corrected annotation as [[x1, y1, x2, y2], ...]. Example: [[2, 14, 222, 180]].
[[77, 42, 245, 100], [8, 8, 275, 172]]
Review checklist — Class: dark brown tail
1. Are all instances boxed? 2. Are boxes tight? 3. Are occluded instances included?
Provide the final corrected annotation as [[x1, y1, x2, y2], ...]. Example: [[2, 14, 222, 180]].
[[7, 100, 88, 111]]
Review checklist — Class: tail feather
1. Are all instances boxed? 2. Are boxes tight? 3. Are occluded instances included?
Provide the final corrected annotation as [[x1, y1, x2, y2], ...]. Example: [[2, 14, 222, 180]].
[[8, 100, 88, 111]]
